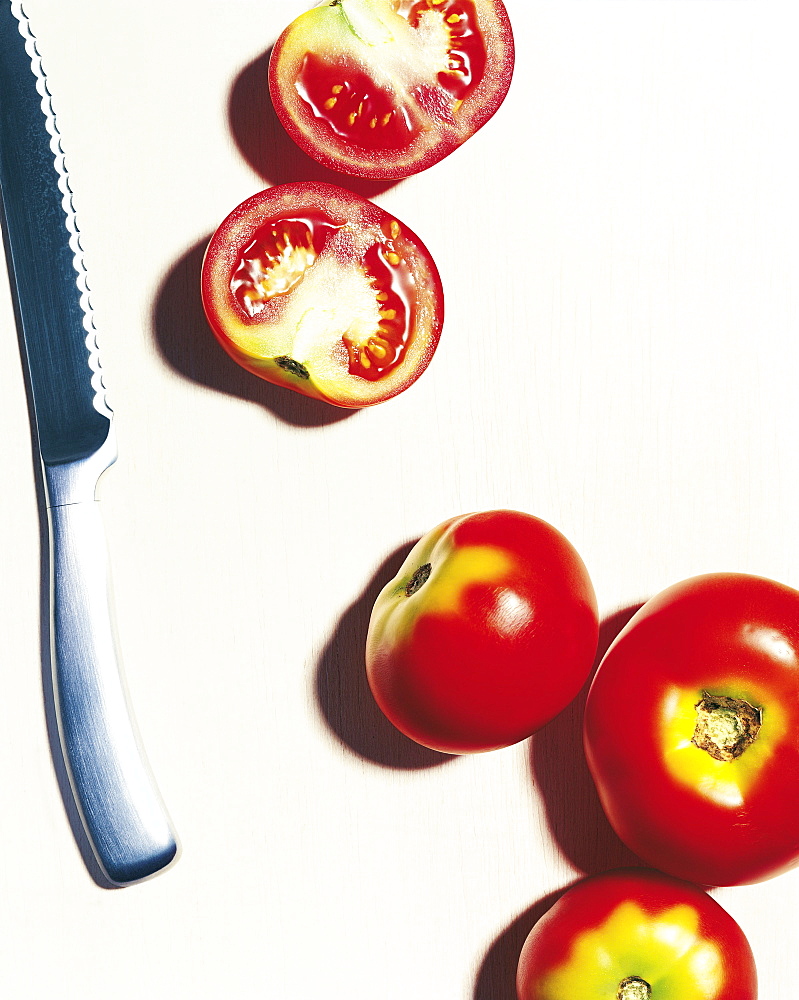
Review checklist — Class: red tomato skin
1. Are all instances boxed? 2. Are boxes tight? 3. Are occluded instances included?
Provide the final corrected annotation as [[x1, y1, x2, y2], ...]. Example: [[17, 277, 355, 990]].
[[201, 181, 443, 408], [584, 573, 799, 887], [516, 869, 758, 1000], [268, 0, 515, 180], [366, 510, 599, 754]]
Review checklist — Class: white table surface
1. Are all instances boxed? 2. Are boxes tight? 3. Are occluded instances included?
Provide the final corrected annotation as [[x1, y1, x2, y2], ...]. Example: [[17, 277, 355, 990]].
[[2, 1, 798, 996]]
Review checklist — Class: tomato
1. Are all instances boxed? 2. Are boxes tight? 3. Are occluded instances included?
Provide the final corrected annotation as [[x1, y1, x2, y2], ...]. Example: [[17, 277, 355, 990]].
[[268, 0, 515, 179], [584, 573, 799, 887], [516, 868, 758, 1000], [365, 510, 599, 754], [201, 182, 443, 407]]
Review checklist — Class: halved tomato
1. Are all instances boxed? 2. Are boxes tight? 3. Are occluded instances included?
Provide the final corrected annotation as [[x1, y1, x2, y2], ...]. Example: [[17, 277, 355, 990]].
[[268, 0, 515, 179], [201, 182, 444, 407]]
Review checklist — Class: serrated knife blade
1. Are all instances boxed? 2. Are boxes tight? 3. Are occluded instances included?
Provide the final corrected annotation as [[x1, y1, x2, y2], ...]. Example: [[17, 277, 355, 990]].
[[0, 1, 178, 884]]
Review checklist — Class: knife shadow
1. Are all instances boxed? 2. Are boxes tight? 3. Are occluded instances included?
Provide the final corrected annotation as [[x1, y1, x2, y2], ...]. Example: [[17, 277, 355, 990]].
[[1, 238, 117, 888], [151, 237, 355, 428], [228, 46, 397, 199]]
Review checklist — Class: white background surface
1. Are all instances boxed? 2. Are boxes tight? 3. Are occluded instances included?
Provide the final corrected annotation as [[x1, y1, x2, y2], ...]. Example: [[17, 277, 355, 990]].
[[1, 1, 798, 996]]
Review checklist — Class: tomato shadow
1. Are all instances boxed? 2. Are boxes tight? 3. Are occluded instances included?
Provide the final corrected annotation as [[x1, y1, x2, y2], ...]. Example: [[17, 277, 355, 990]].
[[473, 887, 569, 1000], [529, 604, 648, 877], [151, 236, 355, 428], [228, 47, 398, 198], [315, 541, 455, 769]]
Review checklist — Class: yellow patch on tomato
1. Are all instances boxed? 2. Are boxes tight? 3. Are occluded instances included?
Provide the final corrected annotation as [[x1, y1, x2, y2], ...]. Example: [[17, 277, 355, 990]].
[[539, 901, 723, 999], [659, 683, 785, 808], [369, 536, 516, 647], [418, 545, 513, 617]]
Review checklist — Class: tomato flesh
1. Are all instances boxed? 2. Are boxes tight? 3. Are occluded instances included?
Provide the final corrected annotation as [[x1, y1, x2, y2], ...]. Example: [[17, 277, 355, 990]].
[[297, 54, 417, 150], [345, 242, 413, 380], [228, 211, 413, 381], [201, 182, 443, 407], [269, 0, 514, 179]]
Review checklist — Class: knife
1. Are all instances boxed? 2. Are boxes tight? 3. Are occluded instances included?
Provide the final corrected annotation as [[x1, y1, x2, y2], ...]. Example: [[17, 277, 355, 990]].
[[0, 1, 178, 885]]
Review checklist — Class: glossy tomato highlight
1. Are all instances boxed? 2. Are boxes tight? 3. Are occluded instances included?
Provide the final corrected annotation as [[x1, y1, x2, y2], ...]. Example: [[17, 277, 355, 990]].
[[201, 182, 443, 407], [366, 510, 599, 754], [584, 573, 799, 887], [268, 0, 514, 179], [517, 869, 758, 1000]]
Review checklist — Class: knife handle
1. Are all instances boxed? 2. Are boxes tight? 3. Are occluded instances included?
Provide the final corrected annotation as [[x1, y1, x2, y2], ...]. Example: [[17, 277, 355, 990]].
[[48, 498, 178, 885]]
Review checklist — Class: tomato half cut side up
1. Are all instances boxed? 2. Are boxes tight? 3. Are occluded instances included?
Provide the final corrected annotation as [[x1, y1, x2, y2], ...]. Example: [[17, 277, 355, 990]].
[[268, 0, 515, 179], [201, 182, 444, 407]]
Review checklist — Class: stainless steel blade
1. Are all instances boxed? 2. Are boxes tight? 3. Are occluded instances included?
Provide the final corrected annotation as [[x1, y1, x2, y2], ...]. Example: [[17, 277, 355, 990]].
[[0, 2, 109, 467], [0, 0, 178, 884]]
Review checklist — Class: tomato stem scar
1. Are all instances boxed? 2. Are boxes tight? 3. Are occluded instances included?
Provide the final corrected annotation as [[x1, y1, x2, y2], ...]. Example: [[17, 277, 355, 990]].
[[617, 976, 651, 1000], [405, 563, 432, 597], [274, 356, 310, 380], [692, 692, 762, 762]]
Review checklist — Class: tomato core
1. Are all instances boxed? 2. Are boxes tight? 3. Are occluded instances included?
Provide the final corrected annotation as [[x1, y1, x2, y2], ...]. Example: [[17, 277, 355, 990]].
[[617, 977, 651, 1000], [405, 562, 432, 596], [404, 0, 488, 103], [692, 692, 763, 762], [231, 211, 341, 316], [228, 208, 419, 384]]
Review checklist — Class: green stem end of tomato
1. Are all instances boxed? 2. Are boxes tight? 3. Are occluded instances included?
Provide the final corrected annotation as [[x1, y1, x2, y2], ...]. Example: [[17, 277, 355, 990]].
[[405, 563, 432, 597], [692, 691, 762, 762], [275, 356, 310, 380], [617, 976, 652, 1000]]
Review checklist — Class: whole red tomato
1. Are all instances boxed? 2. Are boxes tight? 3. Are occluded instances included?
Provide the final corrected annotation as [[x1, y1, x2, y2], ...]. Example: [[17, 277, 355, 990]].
[[268, 0, 514, 179], [201, 182, 443, 407], [517, 868, 758, 1000], [366, 510, 599, 754], [584, 573, 799, 886]]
